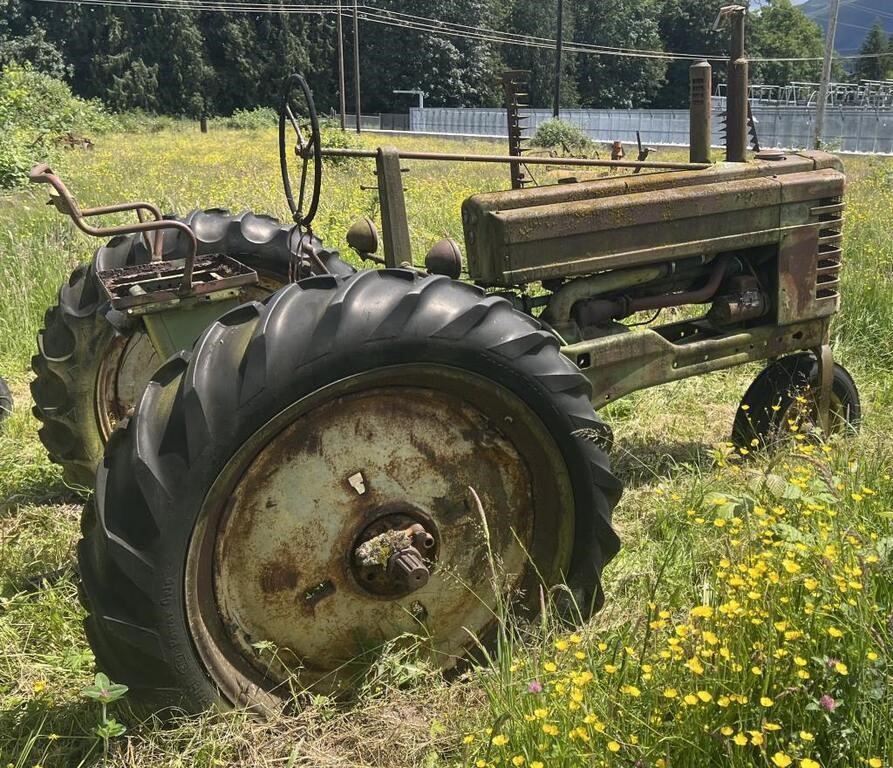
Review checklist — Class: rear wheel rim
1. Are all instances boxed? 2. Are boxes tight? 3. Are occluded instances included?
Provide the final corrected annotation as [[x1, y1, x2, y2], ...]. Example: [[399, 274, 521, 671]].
[[94, 332, 160, 442], [185, 364, 575, 705]]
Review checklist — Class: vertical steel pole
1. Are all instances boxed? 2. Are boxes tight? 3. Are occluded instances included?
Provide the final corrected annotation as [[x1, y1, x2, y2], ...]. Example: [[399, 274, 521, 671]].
[[725, 8, 748, 162], [689, 61, 712, 164], [814, 0, 840, 149], [553, 0, 563, 118], [337, 0, 346, 130], [353, 0, 361, 133]]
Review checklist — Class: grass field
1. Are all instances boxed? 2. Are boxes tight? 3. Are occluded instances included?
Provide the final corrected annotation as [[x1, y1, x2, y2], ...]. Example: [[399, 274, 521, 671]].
[[0, 129, 891, 767]]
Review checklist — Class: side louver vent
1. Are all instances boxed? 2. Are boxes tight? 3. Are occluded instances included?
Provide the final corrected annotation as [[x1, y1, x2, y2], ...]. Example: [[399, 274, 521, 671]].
[[811, 197, 844, 305]]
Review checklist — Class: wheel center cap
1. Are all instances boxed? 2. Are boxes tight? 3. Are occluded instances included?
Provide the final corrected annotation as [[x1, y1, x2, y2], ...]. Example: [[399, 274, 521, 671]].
[[352, 512, 438, 596]]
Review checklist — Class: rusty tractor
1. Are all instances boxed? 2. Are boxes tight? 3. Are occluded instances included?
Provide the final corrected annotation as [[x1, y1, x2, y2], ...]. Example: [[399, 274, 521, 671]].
[[29, 7, 858, 712]]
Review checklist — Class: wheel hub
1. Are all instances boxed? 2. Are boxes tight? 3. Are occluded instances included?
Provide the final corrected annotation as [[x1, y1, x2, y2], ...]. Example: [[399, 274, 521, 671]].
[[352, 511, 438, 596]]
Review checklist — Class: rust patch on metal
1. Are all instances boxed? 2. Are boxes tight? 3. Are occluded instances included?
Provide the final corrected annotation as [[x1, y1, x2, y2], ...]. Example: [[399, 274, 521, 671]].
[[259, 562, 300, 594]]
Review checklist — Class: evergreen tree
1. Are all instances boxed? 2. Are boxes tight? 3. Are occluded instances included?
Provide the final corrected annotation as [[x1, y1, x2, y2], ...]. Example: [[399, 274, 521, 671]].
[[357, 0, 499, 112], [574, 0, 666, 108], [500, 0, 575, 108], [855, 22, 891, 82], [654, 0, 727, 109], [749, 0, 826, 86]]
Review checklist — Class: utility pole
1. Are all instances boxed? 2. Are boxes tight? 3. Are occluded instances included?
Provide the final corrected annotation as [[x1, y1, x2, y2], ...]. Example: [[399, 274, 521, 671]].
[[814, 0, 840, 149], [353, 0, 362, 134], [553, 0, 563, 118], [336, 0, 346, 130]]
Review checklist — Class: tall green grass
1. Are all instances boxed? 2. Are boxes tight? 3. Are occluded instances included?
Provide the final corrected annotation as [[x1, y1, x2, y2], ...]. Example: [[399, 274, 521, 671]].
[[0, 133, 891, 766]]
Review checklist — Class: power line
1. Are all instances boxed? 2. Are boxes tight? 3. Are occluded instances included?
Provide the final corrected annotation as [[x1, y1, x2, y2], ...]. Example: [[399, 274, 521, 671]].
[[841, 0, 893, 23], [29, 0, 893, 62]]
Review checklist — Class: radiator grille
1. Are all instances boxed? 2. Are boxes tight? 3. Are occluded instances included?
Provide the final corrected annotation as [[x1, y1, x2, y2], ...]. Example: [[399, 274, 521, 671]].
[[811, 198, 844, 305]]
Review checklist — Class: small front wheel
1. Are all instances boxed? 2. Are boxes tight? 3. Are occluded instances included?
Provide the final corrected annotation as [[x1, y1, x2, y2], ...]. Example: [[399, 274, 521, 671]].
[[732, 353, 860, 449]]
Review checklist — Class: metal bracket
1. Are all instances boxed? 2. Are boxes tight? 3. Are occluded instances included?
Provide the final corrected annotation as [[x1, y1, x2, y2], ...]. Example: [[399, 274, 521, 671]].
[[813, 343, 834, 434], [375, 147, 413, 268]]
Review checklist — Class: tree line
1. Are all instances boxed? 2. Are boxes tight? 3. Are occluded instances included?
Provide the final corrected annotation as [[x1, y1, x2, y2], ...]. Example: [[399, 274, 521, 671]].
[[0, 0, 887, 118]]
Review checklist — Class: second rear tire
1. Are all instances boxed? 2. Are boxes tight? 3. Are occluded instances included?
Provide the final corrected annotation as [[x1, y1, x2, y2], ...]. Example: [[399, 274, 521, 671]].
[[31, 209, 352, 488]]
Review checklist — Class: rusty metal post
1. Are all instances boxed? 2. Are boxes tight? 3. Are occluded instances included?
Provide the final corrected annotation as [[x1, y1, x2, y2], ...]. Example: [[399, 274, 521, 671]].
[[689, 61, 712, 164], [503, 70, 531, 190], [553, 0, 563, 119], [375, 147, 412, 268], [725, 6, 748, 163], [814, 344, 834, 435]]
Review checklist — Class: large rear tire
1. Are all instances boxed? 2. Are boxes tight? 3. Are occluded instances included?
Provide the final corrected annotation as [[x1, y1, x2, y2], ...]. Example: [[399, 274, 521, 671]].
[[31, 210, 352, 488], [80, 269, 623, 712]]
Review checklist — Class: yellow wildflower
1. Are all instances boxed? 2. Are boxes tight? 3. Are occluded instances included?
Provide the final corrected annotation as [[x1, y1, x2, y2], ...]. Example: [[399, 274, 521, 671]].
[[512, 757, 525, 767], [833, 661, 848, 675], [750, 732, 765, 746], [686, 657, 705, 675], [662, 688, 678, 699], [607, 741, 621, 753], [544, 662, 557, 673], [491, 735, 509, 747], [760, 696, 774, 707], [772, 753, 793, 767], [696, 690, 712, 702], [542, 724, 559, 737], [720, 726, 734, 736], [827, 626, 843, 638], [868, 759, 883, 768], [621, 684, 641, 697], [800, 760, 820, 768], [799, 731, 814, 741], [732, 732, 748, 746]]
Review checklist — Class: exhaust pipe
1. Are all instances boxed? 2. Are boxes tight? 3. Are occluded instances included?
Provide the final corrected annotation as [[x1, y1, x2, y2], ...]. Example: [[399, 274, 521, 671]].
[[716, 5, 748, 163], [689, 61, 712, 164]]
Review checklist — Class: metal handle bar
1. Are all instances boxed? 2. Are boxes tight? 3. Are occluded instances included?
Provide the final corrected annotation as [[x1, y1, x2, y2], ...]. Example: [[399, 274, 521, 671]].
[[318, 148, 711, 171], [29, 164, 199, 294]]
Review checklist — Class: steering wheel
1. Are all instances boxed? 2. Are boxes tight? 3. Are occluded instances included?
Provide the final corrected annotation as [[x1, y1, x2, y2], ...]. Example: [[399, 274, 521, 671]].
[[279, 73, 322, 228]]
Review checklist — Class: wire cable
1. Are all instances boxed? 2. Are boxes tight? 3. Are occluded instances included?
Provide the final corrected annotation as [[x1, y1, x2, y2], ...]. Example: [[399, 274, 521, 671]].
[[29, 0, 893, 62]]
